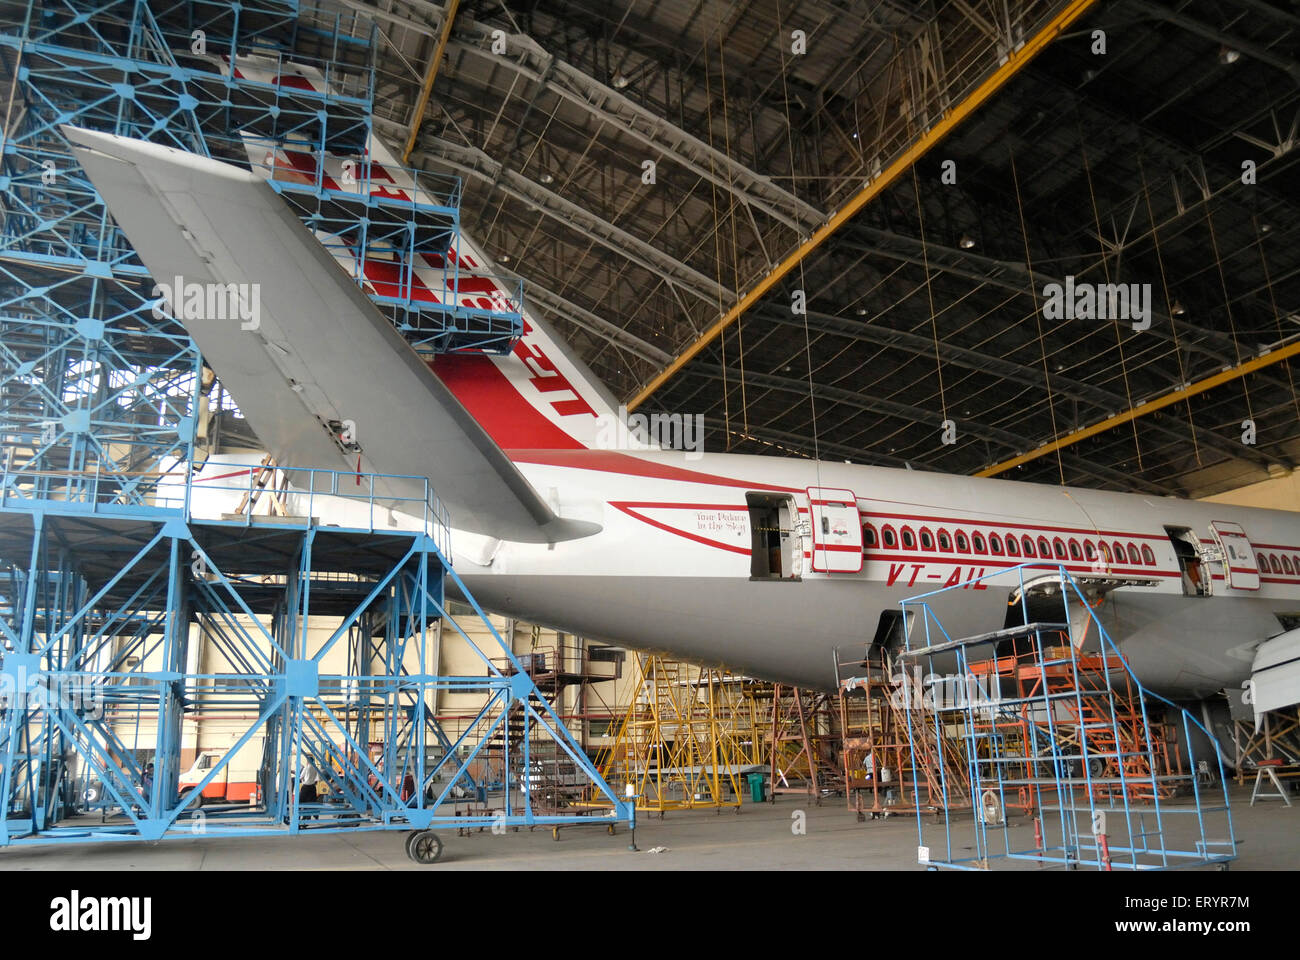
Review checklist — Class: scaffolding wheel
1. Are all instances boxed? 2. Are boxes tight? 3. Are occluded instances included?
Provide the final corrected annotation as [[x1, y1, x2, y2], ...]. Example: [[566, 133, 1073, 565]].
[[552, 826, 561, 841], [607, 823, 616, 835], [1217, 862, 1230, 872], [407, 831, 443, 864]]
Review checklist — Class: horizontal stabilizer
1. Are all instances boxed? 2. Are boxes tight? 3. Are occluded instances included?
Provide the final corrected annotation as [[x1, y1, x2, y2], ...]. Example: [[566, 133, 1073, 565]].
[[65, 127, 598, 544], [1251, 629, 1300, 729]]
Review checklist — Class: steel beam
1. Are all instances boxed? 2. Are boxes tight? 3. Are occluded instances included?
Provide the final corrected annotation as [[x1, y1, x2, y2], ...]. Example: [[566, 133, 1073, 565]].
[[401, 0, 460, 163], [689, 363, 1170, 493], [441, 24, 824, 231], [402, 132, 731, 304], [975, 339, 1300, 477], [627, 0, 1102, 411], [753, 305, 1274, 470]]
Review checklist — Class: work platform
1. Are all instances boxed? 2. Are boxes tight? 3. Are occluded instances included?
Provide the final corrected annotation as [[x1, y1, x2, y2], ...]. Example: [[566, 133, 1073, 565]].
[[0, 461, 634, 858], [880, 563, 1237, 871], [832, 561, 1237, 868]]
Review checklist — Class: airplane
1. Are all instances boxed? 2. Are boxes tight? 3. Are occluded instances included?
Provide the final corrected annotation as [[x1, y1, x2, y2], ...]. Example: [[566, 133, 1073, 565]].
[[64, 107, 1300, 743]]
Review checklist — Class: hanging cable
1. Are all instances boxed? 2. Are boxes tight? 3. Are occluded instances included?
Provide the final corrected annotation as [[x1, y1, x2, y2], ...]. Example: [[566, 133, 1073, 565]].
[[1079, 136, 1143, 472], [1137, 153, 1200, 466], [909, 163, 948, 434], [1009, 149, 1066, 486], [717, 22, 749, 437], [700, 40, 731, 447], [1203, 201, 1255, 431], [776, 0, 822, 484], [1253, 213, 1300, 424]]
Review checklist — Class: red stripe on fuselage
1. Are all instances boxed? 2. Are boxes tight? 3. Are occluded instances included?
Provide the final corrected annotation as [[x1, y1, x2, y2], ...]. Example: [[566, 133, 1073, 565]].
[[609, 501, 751, 555]]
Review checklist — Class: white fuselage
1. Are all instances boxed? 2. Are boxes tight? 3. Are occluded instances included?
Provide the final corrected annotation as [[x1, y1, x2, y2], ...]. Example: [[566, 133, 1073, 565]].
[[449, 449, 1300, 695]]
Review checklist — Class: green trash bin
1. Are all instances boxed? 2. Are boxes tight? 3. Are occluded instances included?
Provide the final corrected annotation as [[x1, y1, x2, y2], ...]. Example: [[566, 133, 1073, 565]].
[[747, 772, 766, 803]]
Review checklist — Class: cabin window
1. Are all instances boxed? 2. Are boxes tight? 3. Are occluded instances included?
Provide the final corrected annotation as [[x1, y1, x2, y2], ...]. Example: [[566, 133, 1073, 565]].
[[1039, 537, 1052, 558], [746, 492, 799, 580], [863, 524, 877, 548], [901, 527, 916, 549], [1022, 536, 1036, 557], [1284, 555, 1295, 575], [1099, 541, 1112, 563], [920, 529, 935, 551], [882, 525, 897, 549], [972, 533, 987, 553], [1141, 545, 1156, 566], [989, 534, 1004, 555], [1052, 538, 1067, 560], [1084, 541, 1097, 561], [1005, 535, 1020, 557], [1068, 539, 1082, 561], [1127, 543, 1141, 565], [938, 530, 952, 552], [955, 532, 970, 553], [1112, 541, 1126, 564]]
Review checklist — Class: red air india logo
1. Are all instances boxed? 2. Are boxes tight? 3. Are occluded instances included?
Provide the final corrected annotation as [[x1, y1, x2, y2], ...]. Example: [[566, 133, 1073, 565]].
[[510, 320, 598, 419]]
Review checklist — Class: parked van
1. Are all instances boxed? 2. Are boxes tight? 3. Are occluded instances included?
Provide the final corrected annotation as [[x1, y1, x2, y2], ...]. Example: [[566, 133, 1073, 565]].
[[178, 740, 262, 803]]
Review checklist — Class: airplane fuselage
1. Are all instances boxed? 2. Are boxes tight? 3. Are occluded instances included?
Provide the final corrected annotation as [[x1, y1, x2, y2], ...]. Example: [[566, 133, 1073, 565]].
[[452, 448, 1300, 695]]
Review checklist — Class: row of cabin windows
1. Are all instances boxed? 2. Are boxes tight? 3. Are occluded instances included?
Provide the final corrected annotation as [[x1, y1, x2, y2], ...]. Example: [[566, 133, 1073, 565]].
[[1260, 552, 1300, 576], [863, 523, 1158, 566]]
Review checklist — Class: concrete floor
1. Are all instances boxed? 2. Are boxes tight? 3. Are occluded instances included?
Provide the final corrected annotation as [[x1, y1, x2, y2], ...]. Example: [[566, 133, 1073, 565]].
[[0, 784, 1294, 870]]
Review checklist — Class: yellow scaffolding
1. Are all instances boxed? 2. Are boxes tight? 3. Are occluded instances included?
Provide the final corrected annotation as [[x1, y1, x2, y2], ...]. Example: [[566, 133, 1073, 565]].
[[595, 655, 762, 813]]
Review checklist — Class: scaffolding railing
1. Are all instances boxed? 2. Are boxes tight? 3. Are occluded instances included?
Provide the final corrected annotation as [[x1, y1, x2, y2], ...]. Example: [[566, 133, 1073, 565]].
[[897, 562, 1236, 871]]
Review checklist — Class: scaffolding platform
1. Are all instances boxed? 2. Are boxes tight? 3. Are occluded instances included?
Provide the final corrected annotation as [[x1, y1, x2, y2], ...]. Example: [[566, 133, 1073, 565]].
[[0, 462, 633, 857], [894, 563, 1237, 871]]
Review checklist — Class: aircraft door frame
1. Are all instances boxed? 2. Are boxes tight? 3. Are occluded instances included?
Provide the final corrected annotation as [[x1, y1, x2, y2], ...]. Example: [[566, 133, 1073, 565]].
[[1209, 520, 1260, 591], [806, 487, 864, 574]]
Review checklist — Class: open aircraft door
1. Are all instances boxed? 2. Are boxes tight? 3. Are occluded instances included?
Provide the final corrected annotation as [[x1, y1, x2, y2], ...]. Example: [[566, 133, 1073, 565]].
[[1209, 520, 1260, 591], [807, 487, 863, 574]]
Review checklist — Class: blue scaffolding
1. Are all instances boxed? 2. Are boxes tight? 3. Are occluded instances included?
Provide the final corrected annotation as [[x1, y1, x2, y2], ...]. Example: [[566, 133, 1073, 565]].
[[0, 462, 634, 855], [0, 1, 625, 860], [893, 563, 1237, 871]]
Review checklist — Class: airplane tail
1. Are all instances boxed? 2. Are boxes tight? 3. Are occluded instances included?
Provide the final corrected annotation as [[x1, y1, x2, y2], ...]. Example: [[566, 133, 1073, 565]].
[[225, 57, 625, 453]]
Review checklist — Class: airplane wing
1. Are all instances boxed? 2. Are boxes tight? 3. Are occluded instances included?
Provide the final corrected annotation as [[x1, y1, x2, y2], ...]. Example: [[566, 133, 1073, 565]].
[[65, 127, 598, 544], [1251, 628, 1300, 730]]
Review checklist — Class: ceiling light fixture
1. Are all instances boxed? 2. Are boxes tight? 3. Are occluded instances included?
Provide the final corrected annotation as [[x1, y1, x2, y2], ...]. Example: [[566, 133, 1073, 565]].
[[539, 172, 554, 184], [1171, 299, 1186, 316], [1219, 47, 1241, 65], [959, 234, 976, 249], [855, 307, 867, 316], [612, 73, 630, 89]]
